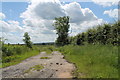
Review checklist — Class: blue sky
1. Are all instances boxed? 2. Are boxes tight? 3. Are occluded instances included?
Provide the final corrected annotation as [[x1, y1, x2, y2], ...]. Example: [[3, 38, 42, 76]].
[[2, 2, 118, 24], [2, 2, 29, 26], [0, 1, 118, 43], [79, 2, 118, 23]]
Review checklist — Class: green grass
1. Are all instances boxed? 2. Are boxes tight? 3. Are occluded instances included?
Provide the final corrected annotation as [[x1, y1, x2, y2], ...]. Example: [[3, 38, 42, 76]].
[[2, 50, 39, 68], [2, 45, 56, 68], [58, 44, 118, 78], [40, 57, 50, 59], [24, 64, 44, 73], [38, 45, 57, 54], [32, 65, 44, 71]]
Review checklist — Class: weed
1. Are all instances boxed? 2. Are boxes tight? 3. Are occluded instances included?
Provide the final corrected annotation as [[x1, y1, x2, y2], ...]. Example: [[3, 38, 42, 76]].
[[40, 57, 50, 59]]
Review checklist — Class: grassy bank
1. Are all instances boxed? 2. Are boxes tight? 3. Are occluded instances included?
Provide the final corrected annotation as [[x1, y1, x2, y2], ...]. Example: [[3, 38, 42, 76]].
[[58, 44, 118, 78], [2, 45, 56, 68]]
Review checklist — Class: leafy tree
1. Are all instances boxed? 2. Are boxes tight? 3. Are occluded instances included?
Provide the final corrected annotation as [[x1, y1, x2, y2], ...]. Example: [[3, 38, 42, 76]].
[[76, 35, 82, 45], [67, 21, 119, 46], [95, 25, 104, 44], [86, 29, 97, 44], [111, 21, 120, 45], [101, 24, 112, 44], [53, 16, 70, 46], [23, 32, 32, 48], [76, 33, 85, 45]]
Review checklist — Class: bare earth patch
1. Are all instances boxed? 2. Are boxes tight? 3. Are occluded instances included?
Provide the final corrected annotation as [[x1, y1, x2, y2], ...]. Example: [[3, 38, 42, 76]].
[[2, 51, 75, 78]]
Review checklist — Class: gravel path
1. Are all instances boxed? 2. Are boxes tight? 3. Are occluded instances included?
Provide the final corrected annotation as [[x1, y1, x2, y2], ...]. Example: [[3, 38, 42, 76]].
[[2, 51, 75, 78]]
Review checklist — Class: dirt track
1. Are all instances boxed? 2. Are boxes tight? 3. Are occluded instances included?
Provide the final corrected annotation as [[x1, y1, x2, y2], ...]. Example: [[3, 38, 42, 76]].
[[2, 51, 75, 78]]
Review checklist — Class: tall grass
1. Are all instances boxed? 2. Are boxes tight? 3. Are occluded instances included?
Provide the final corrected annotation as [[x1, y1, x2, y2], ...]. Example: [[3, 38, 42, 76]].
[[58, 44, 118, 78], [2, 45, 56, 68]]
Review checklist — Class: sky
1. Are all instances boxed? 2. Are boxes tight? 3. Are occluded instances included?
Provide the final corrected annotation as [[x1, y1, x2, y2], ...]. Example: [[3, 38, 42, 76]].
[[0, 0, 119, 44]]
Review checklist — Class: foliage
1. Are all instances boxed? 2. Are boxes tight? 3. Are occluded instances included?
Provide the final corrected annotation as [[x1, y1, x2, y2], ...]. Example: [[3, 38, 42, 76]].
[[23, 32, 32, 48], [76, 33, 85, 45], [70, 21, 120, 46], [53, 16, 70, 46]]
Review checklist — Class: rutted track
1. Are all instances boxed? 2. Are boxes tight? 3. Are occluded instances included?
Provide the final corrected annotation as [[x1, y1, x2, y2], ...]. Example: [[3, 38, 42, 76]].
[[2, 51, 75, 78]]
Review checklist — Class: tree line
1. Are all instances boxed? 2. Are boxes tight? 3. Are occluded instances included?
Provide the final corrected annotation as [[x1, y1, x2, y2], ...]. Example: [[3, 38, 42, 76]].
[[1, 16, 119, 48], [54, 16, 120, 46], [1, 16, 119, 58]]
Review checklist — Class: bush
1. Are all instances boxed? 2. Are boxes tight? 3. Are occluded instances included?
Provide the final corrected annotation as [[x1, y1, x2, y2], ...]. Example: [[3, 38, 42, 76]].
[[70, 21, 120, 46], [14, 46, 22, 54], [2, 56, 19, 63], [2, 46, 13, 56]]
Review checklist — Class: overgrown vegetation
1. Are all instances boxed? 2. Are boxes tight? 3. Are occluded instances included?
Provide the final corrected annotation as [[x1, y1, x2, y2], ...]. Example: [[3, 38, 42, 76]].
[[24, 64, 44, 73], [53, 17, 119, 46], [1, 44, 56, 68], [58, 44, 118, 78], [69, 21, 120, 46], [53, 18, 119, 78], [2, 45, 39, 68]]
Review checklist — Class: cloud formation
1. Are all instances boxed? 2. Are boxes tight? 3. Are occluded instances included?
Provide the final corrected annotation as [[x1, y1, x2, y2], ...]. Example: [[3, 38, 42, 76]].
[[2, 0, 105, 43], [104, 9, 118, 19], [20, 1, 104, 40]]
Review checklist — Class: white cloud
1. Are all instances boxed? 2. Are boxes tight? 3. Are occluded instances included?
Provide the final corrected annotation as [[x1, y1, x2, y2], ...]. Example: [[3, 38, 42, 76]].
[[0, 13, 6, 20], [0, 20, 23, 33], [2, 32, 23, 44], [34, 3, 65, 20], [22, 25, 57, 43], [92, 0, 118, 7], [20, 1, 104, 38], [62, 2, 98, 24], [2, 0, 105, 43], [0, 14, 24, 43], [104, 9, 118, 19]]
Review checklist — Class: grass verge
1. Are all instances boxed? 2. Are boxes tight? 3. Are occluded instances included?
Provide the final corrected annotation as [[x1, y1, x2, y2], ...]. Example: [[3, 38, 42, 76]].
[[2, 45, 56, 68], [58, 44, 118, 78], [2, 50, 39, 68]]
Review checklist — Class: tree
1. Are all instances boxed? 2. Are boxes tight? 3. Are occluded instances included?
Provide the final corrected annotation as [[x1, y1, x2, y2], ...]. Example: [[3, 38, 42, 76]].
[[23, 32, 32, 48], [53, 16, 70, 46], [76, 33, 85, 45], [111, 21, 120, 45], [86, 29, 96, 44], [100, 24, 111, 44]]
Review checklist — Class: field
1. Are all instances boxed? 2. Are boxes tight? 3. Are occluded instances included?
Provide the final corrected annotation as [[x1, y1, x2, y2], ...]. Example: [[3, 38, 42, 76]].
[[1, 44, 118, 78], [58, 44, 118, 78]]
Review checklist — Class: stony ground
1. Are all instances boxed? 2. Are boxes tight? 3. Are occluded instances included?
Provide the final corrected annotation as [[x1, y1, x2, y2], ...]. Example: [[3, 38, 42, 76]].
[[2, 51, 75, 78]]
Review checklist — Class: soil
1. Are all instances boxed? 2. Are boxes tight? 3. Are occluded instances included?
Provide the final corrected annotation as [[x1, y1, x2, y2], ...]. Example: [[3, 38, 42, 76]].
[[2, 51, 75, 78]]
